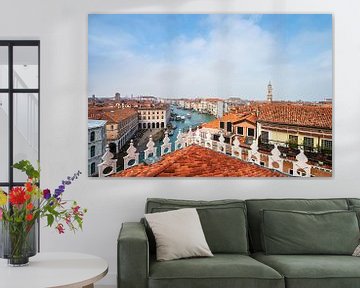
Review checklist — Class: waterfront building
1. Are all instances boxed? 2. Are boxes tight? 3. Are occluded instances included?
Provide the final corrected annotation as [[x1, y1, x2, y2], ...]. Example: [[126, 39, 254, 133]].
[[88, 119, 107, 176], [138, 104, 170, 129], [178, 99, 186, 108], [207, 99, 225, 118], [90, 108, 139, 153]]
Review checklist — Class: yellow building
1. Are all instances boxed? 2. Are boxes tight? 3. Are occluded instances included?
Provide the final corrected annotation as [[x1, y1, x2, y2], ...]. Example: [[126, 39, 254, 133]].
[[257, 103, 332, 153]]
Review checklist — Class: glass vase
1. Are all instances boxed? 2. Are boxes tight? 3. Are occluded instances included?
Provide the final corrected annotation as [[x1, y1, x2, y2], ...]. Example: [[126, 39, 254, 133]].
[[0, 220, 37, 266]]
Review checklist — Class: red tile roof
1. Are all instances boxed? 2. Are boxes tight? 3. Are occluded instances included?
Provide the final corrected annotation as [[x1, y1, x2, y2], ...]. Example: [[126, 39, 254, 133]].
[[112, 145, 286, 177], [202, 113, 256, 129], [258, 104, 332, 129], [202, 119, 220, 129], [89, 108, 137, 123], [231, 103, 332, 129]]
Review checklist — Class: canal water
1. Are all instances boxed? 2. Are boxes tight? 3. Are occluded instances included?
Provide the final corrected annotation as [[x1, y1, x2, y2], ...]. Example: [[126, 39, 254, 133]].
[[156, 106, 216, 152], [137, 105, 216, 163]]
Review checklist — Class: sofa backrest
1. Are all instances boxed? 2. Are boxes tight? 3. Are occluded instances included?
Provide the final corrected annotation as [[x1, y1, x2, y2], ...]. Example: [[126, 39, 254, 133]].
[[145, 198, 249, 254], [245, 198, 349, 252]]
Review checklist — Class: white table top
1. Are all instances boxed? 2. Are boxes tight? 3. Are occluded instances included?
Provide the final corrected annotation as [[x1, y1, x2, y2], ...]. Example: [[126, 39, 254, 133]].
[[0, 252, 108, 288]]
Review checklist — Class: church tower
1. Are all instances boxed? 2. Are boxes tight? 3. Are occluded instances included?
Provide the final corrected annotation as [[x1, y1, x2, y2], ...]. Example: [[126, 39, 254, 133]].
[[267, 81, 273, 102], [115, 92, 121, 102]]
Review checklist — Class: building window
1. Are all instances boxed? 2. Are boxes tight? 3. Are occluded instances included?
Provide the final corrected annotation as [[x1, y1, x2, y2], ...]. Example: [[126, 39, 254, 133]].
[[90, 131, 95, 142], [261, 131, 269, 143], [0, 40, 40, 189], [90, 162, 96, 175], [237, 127, 244, 135], [226, 122, 232, 132], [321, 139, 332, 153], [247, 128, 255, 137], [220, 121, 224, 129], [90, 145, 96, 157], [303, 137, 314, 150], [289, 135, 298, 147]]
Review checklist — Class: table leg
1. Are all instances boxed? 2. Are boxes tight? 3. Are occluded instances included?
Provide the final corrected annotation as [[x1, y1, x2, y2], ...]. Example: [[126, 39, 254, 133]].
[[82, 284, 94, 288]]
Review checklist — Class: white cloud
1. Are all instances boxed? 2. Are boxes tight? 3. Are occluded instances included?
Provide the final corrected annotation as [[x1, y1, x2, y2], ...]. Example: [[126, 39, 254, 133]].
[[88, 16, 332, 101]]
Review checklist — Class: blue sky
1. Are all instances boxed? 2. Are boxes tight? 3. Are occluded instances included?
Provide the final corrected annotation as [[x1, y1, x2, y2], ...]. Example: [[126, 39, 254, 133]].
[[88, 14, 333, 101]]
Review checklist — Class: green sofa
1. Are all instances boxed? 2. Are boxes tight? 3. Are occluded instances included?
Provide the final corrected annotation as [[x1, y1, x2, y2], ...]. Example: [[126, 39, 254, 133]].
[[118, 198, 360, 288]]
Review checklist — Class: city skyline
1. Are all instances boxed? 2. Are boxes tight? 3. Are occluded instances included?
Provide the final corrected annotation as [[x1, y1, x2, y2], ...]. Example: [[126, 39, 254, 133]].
[[88, 14, 333, 101]]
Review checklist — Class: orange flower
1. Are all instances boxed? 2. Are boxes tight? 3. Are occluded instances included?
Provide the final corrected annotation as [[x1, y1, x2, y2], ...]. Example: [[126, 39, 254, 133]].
[[24, 193, 31, 201], [25, 182, 33, 192], [26, 214, 33, 221], [26, 203, 34, 210]]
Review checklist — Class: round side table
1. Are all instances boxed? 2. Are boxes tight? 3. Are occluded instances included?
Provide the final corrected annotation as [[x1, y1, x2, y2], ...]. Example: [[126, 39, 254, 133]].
[[0, 252, 108, 288]]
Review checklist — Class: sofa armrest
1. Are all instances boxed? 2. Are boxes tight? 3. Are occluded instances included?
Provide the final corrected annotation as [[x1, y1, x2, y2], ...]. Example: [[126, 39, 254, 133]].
[[118, 222, 149, 288]]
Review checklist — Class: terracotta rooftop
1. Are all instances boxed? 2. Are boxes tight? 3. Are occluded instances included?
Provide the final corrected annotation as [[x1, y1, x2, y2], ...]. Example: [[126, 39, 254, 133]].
[[202, 113, 256, 129], [112, 145, 286, 177], [202, 119, 220, 129], [231, 103, 332, 129], [89, 108, 137, 123], [258, 104, 332, 129]]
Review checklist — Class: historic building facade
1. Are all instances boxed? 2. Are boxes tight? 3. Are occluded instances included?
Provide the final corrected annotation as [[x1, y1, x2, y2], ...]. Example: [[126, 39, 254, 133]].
[[138, 105, 170, 129], [88, 119, 107, 176], [89, 107, 139, 153]]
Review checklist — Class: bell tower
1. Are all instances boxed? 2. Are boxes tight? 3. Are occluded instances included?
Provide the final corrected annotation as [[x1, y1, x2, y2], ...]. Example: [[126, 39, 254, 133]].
[[267, 81, 273, 103]]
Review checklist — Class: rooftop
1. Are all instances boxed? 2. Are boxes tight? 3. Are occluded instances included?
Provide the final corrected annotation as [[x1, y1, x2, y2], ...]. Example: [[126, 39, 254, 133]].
[[258, 103, 332, 129], [90, 108, 138, 123], [231, 103, 332, 129], [138, 105, 169, 110], [202, 113, 256, 129], [112, 144, 287, 177]]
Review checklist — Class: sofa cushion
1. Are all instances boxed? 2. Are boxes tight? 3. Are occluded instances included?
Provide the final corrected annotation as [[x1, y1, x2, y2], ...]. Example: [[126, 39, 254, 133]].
[[261, 209, 359, 255], [347, 198, 360, 207], [149, 254, 284, 288], [145, 208, 213, 261], [246, 198, 349, 252], [146, 198, 249, 254], [252, 252, 360, 288], [349, 205, 360, 228]]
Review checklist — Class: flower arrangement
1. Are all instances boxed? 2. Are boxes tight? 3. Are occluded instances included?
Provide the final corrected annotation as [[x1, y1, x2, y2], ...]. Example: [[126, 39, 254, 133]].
[[0, 160, 87, 265]]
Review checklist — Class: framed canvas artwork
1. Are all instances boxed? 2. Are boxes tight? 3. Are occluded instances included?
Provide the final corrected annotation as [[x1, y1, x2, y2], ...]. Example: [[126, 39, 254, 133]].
[[87, 14, 332, 178]]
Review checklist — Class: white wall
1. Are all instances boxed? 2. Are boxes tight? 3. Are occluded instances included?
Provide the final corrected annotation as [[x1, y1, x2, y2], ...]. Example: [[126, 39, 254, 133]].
[[1, 0, 360, 286]]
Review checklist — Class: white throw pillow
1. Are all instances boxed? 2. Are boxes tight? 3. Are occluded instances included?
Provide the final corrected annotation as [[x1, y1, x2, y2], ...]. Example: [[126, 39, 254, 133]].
[[145, 208, 213, 261], [353, 244, 360, 256]]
